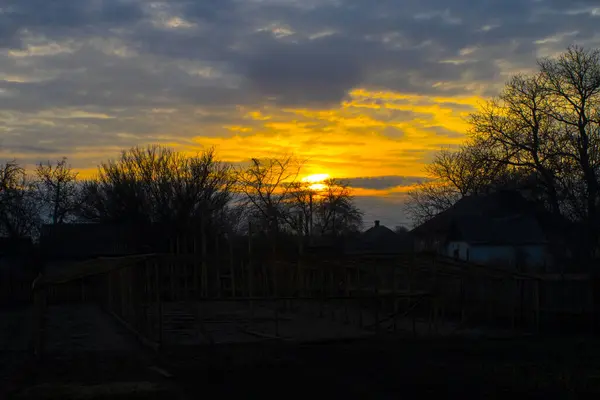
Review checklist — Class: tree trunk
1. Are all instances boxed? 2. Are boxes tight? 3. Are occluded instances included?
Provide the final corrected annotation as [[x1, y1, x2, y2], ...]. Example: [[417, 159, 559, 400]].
[[53, 183, 61, 224]]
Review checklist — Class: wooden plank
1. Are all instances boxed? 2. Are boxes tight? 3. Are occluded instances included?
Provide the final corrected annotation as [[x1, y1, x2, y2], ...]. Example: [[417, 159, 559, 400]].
[[38, 254, 156, 286], [154, 261, 163, 349], [107, 309, 160, 352], [230, 235, 236, 297]]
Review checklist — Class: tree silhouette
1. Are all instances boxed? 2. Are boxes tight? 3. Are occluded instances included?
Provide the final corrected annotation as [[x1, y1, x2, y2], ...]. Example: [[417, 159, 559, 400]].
[[407, 45, 600, 259], [36, 157, 81, 224], [236, 155, 302, 236], [288, 178, 363, 238], [79, 145, 234, 231], [0, 160, 40, 238]]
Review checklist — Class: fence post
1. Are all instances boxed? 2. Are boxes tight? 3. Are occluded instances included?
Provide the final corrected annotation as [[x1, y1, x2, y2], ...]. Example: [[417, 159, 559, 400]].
[[248, 221, 254, 324], [215, 233, 221, 298], [154, 260, 163, 351], [357, 266, 363, 327], [392, 264, 397, 332], [534, 278, 541, 333], [344, 267, 350, 324], [32, 282, 47, 359], [319, 268, 325, 318], [201, 217, 208, 298], [229, 233, 236, 298], [374, 263, 379, 332], [330, 267, 335, 321]]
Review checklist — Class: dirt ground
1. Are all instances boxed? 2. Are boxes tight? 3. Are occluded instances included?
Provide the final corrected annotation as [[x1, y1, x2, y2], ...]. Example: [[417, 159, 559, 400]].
[[2, 305, 184, 399], [12, 335, 600, 398], [159, 299, 519, 348], [165, 335, 600, 398], [0, 306, 33, 397], [5, 303, 600, 398]]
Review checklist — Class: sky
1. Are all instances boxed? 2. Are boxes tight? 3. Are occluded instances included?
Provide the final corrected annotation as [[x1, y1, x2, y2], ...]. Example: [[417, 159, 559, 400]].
[[1, 0, 600, 229]]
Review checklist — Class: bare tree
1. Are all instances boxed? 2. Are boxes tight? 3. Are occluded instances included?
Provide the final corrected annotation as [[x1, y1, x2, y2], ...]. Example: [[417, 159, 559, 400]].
[[425, 143, 508, 197], [313, 179, 363, 236], [0, 160, 40, 238], [538, 45, 600, 252], [36, 157, 80, 224], [79, 145, 234, 229], [236, 155, 302, 236], [405, 180, 461, 227], [287, 178, 363, 238], [409, 46, 600, 245], [404, 140, 512, 226], [287, 181, 315, 237], [470, 73, 564, 214]]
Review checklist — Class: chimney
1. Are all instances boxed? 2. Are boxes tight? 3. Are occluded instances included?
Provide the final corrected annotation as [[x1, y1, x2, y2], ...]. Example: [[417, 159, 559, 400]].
[[374, 220, 380, 227]]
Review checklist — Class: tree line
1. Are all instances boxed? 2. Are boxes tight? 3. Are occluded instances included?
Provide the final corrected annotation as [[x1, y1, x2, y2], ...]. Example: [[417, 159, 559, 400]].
[[0, 145, 363, 242], [406, 46, 600, 258]]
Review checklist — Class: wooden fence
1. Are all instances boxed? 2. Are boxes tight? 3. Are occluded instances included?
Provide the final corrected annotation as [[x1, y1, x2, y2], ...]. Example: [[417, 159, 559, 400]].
[[29, 234, 598, 357]]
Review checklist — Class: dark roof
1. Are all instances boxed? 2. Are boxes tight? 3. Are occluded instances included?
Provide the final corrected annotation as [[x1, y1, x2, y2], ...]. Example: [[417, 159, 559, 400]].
[[411, 191, 557, 246], [40, 223, 166, 259], [363, 224, 397, 243], [450, 214, 547, 245], [346, 223, 408, 254]]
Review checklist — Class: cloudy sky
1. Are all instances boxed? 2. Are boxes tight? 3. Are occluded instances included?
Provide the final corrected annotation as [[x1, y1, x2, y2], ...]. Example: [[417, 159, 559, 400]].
[[1, 0, 599, 228]]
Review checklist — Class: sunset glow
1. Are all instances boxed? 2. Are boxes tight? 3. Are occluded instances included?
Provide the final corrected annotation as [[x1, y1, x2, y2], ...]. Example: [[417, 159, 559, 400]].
[[302, 174, 330, 191], [0, 0, 594, 227], [302, 174, 330, 183]]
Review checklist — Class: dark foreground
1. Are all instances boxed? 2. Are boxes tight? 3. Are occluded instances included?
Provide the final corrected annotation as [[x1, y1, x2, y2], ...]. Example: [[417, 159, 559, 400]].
[[162, 336, 600, 398], [5, 304, 600, 399], [9, 336, 600, 398]]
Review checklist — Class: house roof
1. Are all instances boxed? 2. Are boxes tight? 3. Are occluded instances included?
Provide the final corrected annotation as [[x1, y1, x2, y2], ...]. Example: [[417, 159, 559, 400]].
[[346, 222, 410, 254], [450, 214, 547, 245], [410, 190, 559, 246], [363, 224, 397, 243], [40, 223, 171, 259]]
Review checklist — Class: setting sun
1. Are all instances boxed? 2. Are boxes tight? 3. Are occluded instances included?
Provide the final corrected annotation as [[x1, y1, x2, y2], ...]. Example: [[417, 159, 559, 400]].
[[302, 173, 330, 191], [302, 173, 330, 183]]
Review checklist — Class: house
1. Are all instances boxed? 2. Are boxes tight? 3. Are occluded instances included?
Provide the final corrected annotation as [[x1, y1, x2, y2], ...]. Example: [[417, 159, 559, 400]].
[[39, 223, 173, 261], [409, 191, 570, 272], [345, 220, 411, 255]]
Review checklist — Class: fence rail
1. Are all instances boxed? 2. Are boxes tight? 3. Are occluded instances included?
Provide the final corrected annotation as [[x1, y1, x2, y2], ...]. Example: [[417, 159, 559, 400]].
[[30, 247, 597, 358]]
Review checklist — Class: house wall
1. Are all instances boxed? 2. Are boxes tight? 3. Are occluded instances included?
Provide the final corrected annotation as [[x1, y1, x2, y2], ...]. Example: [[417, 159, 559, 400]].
[[446, 242, 550, 270], [446, 241, 470, 260], [415, 235, 447, 254], [472, 245, 548, 270]]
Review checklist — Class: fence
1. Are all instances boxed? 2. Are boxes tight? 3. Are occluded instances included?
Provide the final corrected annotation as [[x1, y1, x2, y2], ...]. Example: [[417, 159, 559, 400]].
[[30, 239, 598, 358], [31, 252, 436, 356]]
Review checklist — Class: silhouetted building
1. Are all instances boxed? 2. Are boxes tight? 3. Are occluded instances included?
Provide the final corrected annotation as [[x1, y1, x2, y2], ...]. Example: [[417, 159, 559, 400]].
[[410, 191, 571, 272], [346, 220, 411, 255], [39, 223, 174, 261]]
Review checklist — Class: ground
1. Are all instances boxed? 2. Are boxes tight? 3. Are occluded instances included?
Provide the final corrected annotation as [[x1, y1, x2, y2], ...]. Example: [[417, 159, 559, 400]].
[[165, 336, 600, 398], [0, 306, 33, 397], [4, 303, 600, 398]]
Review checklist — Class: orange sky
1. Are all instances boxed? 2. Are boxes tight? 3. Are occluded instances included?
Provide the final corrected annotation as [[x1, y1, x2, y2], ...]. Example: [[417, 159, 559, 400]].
[[70, 88, 479, 183], [1, 0, 594, 227]]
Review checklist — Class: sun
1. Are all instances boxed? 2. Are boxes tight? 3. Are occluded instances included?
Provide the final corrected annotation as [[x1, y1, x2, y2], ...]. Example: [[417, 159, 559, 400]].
[[302, 173, 330, 191]]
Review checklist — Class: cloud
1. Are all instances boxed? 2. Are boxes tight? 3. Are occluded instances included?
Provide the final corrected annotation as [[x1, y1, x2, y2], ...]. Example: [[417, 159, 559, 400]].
[[1, 0, 600, 198], [345, 176, 427, 190], [0, 0, 144, 48], [242, 34, 365, 106]]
